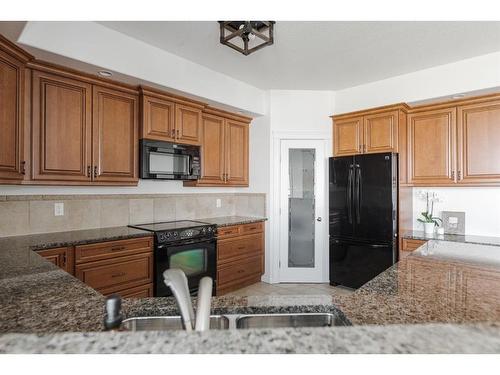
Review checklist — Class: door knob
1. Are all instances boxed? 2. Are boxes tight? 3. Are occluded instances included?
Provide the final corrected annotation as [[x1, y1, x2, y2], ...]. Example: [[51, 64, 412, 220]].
[[317, 217, 322, 222]]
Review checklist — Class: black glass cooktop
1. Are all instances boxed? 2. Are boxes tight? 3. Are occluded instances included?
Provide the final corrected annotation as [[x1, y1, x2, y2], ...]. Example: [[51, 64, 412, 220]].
[[129, 220, 211, 232]]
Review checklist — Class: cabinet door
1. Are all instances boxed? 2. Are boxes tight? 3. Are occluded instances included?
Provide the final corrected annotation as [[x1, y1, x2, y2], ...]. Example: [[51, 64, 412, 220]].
[[407, 108, 456, 185], [37, 247, 74, 275], [198, 113, 226, 184], [175, 104, 202, 145], [333, 116, 363, 156], [457, 100, 500, 184], [0, 49, 25, 182], [141, 95, 175, 141], [32, 71, 92, 182], [363, 110, 399, 153], [225, 119, 249, 186], [92, 86, 138, 183]]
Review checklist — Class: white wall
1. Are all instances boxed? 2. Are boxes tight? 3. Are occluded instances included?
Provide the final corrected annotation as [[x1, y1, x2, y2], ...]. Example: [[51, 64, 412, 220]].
[[334, 51, 500, 114], [335, 52, 500, 239], [18, 21, 266, 115], [270, 90, 335, 132], [412, 188, 500, 237]]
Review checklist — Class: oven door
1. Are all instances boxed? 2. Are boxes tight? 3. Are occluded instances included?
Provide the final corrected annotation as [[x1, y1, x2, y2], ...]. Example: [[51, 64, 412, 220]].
[[155, 238, 216, 297]]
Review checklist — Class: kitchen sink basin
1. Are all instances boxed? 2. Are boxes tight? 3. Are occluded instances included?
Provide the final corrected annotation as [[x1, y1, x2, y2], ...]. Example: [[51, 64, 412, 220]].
[[122, 315, 230, 331], [122, 313, 347, 331], [234, 313, 346, 329]]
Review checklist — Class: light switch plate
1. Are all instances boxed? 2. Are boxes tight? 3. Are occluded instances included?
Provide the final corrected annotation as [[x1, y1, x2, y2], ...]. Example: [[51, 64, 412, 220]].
[[54, 202, 64, 216], [442, 211, 465, 235], [216, 198, 222, 208]]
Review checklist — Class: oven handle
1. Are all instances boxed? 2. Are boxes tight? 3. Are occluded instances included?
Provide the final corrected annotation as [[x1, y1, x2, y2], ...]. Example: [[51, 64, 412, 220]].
[[156, 238, 216, 249]]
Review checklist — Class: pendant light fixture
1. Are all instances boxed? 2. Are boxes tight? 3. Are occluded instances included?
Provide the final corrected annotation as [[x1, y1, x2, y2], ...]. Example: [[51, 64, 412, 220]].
[[218, 21, 275, 56]]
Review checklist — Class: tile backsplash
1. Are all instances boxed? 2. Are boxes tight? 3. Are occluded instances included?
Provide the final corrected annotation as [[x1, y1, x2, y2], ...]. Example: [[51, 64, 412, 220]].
[[0, 193, 266, 237]]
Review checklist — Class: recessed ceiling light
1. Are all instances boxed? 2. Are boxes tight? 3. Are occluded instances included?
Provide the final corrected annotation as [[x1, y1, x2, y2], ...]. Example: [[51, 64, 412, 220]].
[[452, 93, 466, 99], [97, 70, 113, 77]]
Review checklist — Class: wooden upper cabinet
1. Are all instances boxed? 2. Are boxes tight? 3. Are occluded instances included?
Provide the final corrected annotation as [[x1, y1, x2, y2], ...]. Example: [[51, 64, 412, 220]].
[[407, 107, 457, 185], [333, 116, 363, 156], [92, 86, 138, 183], [32, 70, 92, 182], [457, 99, 500, 184], [198, 113, 226, 184], [225, 119, 249, 186], [185, 109, 251, 187], [175, 104, 202, 145], [363, 110, 399, 154], [0, 44, 27, 182], [141, 94, 175, 142]]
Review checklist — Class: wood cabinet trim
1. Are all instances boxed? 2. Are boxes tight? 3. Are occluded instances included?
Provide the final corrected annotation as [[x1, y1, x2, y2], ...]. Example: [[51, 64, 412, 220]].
[[203, 106, 253, 123], [140, 86, 206, 109], [0, 34, 33, 63], [331, 103, 409, 120]]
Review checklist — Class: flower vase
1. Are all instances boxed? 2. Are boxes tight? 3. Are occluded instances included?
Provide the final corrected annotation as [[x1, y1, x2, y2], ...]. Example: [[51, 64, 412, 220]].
[[424, 222, 435, 235]]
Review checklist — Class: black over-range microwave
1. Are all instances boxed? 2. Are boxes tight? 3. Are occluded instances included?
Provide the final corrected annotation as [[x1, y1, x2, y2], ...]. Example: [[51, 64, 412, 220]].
[[140, 139, 200, 180]]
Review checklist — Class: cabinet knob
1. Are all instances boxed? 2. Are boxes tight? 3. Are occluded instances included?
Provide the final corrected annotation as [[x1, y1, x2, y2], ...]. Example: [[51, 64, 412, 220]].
[[451, 171, 455, 179], [458, 171, 462, 180], [87, 165, 91, 178]]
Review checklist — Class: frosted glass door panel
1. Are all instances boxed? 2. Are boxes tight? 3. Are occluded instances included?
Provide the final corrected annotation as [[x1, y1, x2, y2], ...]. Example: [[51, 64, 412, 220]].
[[288, 149, 315, 268]]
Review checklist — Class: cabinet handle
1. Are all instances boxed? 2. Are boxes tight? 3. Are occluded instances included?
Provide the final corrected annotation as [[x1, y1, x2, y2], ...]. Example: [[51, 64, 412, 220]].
[[110, 246, 126, 251], [171, 129, 175, 138], [20, 161, 26, 175], [451, 171, 455, 180], [111, 272, 126, 278], [87, 165, 91, 178], [237, 246, 246, 250], [237, 269, 245, 274], [359, 145, 362, 153], [176, 129, 180, 138], [363, 144, 367, 153], [93, 166, 98, 178]]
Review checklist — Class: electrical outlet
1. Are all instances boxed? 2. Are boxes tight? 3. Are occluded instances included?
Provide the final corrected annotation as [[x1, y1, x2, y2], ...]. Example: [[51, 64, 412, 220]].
[[216, 198, 222, 208], [54, 202, 64, 216]]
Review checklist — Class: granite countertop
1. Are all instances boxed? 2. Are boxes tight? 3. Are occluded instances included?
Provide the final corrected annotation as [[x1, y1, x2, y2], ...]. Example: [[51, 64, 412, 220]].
[[198, 215, 267, 227], [401, 229, 500, 247], [1, 224, 500, 353], [333, 240, 500, 325]]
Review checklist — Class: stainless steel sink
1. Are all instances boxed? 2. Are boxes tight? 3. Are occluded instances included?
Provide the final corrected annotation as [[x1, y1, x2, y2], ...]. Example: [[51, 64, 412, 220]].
[[122, 315, 230, 331], [235, 313, 346, 329], [122, 313, 347, 331]]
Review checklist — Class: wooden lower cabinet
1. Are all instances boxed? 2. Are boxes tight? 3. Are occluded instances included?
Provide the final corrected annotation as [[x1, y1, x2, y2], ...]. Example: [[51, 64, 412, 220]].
[[399, 238, 427, 260], [74, 237, 153, 297], [216, 221, 265, 295], [37, 246, 74, 275]]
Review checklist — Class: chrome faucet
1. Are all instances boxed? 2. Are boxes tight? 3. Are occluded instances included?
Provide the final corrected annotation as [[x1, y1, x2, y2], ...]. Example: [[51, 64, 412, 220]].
[[162, 269, 213, 332]]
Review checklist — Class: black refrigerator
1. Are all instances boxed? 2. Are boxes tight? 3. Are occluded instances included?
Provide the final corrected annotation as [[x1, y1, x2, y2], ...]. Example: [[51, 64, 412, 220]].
[[329, 152, 398, 289]]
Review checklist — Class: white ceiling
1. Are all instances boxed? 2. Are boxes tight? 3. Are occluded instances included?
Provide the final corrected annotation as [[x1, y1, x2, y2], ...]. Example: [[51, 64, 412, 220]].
[[99, 21, 500, 90]]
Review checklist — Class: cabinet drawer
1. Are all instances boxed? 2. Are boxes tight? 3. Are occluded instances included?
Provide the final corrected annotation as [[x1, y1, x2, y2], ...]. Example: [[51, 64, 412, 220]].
[[217, 225, 241, 239], [217, 255, 262, 287], [75, 253, 153, 291], [99, 282, 153, 298], [218, 233, 263, 263], [240, 221, 264, 235], [75, 237, 153, 264], [402, 238, 427, 252]]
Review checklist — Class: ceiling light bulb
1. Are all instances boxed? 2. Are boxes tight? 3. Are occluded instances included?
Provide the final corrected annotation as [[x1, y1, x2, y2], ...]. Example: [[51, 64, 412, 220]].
[[452, 93, 466, 99], [248, 33, 256, 41], [98, 70, 113, 77]]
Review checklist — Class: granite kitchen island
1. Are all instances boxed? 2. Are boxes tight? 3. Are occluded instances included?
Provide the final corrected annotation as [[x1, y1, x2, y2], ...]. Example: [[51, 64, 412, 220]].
[[1, 228, 500, 353]]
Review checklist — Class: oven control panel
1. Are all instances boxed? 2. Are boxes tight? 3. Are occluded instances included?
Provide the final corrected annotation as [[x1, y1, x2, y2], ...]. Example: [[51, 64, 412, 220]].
[[156, 225, 216, 243]]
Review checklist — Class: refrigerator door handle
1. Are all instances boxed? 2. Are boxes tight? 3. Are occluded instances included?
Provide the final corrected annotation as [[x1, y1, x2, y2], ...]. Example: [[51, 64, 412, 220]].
[[347, 165, 353, 224], [355, 164, 361, 224]]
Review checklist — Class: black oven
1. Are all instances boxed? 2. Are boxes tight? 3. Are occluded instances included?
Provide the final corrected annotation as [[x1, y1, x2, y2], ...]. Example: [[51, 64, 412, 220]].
[[155, 237, 216, 296], [128, 220, 217, 297], [140, 139, 200, 180]]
